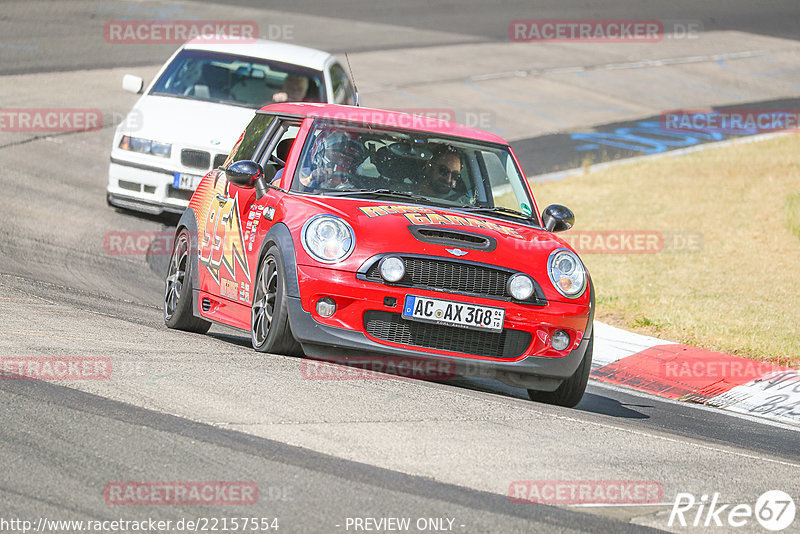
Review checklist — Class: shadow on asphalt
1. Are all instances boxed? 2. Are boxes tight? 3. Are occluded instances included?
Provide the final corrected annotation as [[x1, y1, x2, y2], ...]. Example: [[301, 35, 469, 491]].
[[575, 393, 651, 420]]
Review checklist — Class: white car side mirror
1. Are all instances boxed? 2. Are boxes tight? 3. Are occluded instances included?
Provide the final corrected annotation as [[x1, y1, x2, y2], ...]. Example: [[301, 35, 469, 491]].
[[122, 74, 144, 94]]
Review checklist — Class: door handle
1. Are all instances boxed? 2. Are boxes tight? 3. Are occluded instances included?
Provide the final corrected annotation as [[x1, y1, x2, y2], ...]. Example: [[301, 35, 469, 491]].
[[214, 194, 229, 205]]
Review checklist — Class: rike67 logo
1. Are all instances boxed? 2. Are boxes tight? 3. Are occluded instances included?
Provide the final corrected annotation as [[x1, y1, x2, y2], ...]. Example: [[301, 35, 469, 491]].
[[669, 490, 795, 531]]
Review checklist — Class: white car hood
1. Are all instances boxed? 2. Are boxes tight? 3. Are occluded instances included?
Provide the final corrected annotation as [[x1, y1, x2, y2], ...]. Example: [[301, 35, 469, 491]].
[[122, 95, 257, 150]]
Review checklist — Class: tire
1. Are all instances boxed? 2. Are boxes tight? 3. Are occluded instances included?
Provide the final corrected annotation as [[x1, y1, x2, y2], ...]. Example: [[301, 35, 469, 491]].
[[164, 229, 211, 333], [528, 335, 593, 408], [251, 245, 302, 355]]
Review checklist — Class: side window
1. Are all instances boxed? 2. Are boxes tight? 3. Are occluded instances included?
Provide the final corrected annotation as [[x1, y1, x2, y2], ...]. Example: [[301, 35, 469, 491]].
[[330, 63, 355, 105], [227, 113, 275, 166], [259, 122, 301, 184]]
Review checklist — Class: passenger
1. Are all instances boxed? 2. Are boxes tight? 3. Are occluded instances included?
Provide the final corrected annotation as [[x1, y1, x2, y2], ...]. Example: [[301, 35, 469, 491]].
[[298, 130, 366, 190]]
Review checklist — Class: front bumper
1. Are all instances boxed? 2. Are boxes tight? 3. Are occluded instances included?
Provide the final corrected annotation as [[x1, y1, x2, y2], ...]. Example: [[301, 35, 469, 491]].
[[288, 263, 594, 391], [107, 159, 193, 215]]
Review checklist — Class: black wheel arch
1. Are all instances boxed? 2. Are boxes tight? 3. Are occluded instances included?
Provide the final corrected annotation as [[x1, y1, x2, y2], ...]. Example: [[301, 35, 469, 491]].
[[257, 222, 300, 298]]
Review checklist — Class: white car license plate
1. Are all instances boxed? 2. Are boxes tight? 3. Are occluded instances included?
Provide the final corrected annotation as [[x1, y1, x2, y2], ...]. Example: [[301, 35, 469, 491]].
[[173, 173, 202, 191], [402, 295, 504, 332]]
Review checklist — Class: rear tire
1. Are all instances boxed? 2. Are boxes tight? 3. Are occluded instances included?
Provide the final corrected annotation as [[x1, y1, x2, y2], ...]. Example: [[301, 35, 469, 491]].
[[528, 335, 592, 408], [251, 245, 302, 356], [164, 229, 211, 333]]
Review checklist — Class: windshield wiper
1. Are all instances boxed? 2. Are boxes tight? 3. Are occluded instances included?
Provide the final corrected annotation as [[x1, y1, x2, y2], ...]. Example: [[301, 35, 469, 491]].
[[457, 205, 539, 224], [322, 188, 432, 202]]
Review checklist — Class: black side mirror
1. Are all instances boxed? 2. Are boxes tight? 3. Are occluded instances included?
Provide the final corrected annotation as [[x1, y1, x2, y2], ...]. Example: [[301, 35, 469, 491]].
[[542, 204, 575, 232], [225, 160, 263, 187]]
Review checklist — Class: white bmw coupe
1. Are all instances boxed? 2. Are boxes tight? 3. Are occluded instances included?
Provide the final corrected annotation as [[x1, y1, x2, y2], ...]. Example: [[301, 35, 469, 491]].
[[107, 37, 355, 215]]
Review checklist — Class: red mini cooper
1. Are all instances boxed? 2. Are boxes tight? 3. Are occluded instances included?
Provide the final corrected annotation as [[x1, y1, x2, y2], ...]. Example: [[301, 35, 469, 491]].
[[164, 103, 594, 407]]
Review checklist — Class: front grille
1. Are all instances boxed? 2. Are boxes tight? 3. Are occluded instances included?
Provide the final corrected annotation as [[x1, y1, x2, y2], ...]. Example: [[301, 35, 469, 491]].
[[181, 149, 211, 170], [364, 311, 530, 358], [167, 186, 193, 201], [213, 153, 227, 169], [365, 257, 510, 298]]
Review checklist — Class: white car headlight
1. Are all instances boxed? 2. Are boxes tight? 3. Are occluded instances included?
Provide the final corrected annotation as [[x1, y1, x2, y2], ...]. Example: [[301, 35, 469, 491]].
[[301, 215, 355, 263], [507, 273, 535, 300], [548, 248, 587, 298], [119, 136, 172, 158]]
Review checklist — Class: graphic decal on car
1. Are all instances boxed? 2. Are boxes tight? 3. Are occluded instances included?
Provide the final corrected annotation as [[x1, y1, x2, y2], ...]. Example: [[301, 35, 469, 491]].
[[199, 192, 251, 284], [358, 204, 523, 238]]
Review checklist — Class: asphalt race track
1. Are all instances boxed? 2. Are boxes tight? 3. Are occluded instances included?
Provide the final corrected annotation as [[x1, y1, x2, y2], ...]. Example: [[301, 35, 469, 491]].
[[1, 2, 799, 533]]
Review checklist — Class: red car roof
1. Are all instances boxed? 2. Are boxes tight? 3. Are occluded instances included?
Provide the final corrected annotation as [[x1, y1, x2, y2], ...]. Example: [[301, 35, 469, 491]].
[[258, 103, 508, 145]]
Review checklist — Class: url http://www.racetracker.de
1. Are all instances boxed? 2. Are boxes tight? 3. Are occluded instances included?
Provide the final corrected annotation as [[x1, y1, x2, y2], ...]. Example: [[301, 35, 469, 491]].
[[0, 517, 280, 533]]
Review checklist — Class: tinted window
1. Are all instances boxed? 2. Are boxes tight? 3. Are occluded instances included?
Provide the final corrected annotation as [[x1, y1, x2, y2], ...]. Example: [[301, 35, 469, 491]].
[[330, 63, 355, 105], [149, 49, 325, 107], [230, 114, 274, 164]]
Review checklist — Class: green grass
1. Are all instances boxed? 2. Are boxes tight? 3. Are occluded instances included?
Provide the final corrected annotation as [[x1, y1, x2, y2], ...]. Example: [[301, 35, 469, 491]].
[[530, 134, 800, 366]]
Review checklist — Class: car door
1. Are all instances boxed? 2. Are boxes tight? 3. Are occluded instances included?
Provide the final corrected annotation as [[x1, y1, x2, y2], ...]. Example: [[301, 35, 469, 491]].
[[198, 114, 302, 308], [229, 118, 302, 305], [197, 113, 276, 302]]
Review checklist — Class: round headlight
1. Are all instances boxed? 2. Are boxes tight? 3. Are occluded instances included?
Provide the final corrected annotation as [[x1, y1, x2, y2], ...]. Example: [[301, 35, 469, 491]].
[[547, 248, 587, 298], [507, 273, 534, 300], [379, 256, 405, 283], [301, 215, 355, 263]]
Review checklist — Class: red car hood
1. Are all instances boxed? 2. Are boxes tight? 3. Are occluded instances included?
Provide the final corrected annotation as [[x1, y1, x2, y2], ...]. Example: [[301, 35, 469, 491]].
[[280, 195, 585, 304]]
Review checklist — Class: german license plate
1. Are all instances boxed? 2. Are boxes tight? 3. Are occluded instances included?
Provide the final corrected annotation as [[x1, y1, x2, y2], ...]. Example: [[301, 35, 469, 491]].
[[402, 295, 504, 332], [173, 173, 202, 190]]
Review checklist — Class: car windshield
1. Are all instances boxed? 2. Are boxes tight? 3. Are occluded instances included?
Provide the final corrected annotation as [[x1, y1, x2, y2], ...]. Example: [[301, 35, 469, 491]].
[[290, 120, 539, 224], [149, 49, 325, 107]]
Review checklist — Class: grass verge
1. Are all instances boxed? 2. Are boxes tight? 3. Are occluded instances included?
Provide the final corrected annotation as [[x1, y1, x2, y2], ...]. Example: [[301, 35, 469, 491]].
[[530, 134, 800, 366]]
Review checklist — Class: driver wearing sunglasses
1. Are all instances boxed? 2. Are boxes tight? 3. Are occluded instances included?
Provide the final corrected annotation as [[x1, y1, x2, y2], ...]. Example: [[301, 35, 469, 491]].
[[420, 147, 463, 199]]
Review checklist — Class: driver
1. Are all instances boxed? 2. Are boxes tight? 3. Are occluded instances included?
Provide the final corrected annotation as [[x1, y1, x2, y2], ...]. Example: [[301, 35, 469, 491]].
[[299, 130, 366, 190], [419, 146, 470, 202]]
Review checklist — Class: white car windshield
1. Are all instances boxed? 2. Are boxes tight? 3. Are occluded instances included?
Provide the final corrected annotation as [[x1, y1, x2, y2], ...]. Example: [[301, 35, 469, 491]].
[[290, 120, 539, 225], [149, 49, 325, 107]]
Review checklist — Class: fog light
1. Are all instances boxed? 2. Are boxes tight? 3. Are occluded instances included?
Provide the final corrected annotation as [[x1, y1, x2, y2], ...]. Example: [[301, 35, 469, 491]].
[[551, 330, 570, 351], [316, 297, 336, 317], [507, 273, 535, 301], [379, 256, 405, 282]]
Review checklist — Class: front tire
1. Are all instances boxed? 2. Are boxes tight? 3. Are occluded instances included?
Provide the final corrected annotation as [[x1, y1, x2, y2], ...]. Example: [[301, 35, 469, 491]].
[[251, 245, 302, 355], [164, 229, 211, 333], [528, 335, 592, 408]]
